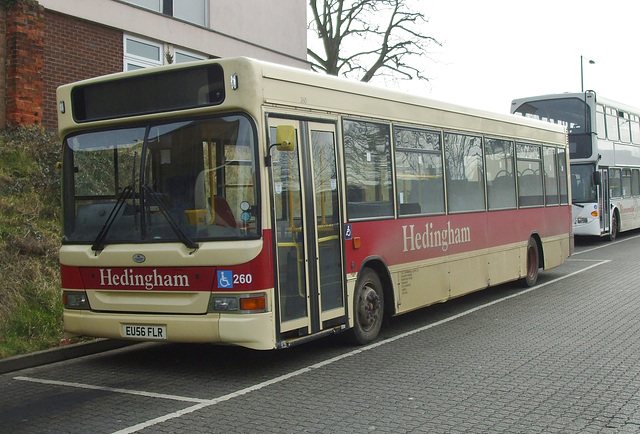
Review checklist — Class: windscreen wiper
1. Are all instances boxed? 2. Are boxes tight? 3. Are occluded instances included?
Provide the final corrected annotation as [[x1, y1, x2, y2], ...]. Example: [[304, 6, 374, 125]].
[[92, 185, 134, 251], [142, 183, 199, 250], [571, 200, 585, 208]]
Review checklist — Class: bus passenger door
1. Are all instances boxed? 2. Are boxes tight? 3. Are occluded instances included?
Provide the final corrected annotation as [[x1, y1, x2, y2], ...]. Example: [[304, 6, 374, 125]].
[[268, 118, 345, 343], [600, 168, 610, 234], [307, 122, 345, 331]]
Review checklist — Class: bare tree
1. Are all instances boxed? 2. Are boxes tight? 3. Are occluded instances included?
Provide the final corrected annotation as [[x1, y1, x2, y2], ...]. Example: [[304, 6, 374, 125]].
[[308, 0, 441, 83]]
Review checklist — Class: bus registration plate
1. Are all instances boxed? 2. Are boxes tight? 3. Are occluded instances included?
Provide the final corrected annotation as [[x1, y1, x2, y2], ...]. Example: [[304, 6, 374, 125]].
[[123, 325, 166, 340]]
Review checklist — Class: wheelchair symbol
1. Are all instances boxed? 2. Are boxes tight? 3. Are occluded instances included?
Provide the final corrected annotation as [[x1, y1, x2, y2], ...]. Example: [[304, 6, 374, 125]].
[[344, 224, 353, 240], [217, 270, 233, 288]]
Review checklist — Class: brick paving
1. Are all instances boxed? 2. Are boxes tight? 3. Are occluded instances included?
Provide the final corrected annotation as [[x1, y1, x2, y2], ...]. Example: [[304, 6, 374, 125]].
[[2, 234, 640, 433]]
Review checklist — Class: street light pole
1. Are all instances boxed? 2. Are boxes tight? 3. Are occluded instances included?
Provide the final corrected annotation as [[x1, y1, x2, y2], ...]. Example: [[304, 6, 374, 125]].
[[581, 55, 595, 92]]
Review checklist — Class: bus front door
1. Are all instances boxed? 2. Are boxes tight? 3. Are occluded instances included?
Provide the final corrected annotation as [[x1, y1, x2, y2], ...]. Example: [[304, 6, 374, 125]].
[[269, 118, 346, 345], [600, 168, 610, 234]]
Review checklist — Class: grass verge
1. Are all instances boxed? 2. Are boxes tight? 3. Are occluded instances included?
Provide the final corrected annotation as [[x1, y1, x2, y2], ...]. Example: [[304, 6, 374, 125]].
[[0, 126, 65, 358]]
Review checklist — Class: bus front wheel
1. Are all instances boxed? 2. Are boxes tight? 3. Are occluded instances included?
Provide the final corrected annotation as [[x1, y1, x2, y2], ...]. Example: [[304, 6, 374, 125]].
[[608, 211, 618, 241], [523, 238, 539, 287], [348, 268, 384, 345]]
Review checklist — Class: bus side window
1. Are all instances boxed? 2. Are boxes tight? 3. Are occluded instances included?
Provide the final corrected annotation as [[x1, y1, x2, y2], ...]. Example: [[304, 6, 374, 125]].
[[596, 104, 606, 140], [543, 146, 559, 205], [606, 107, 619, 141], [622, 169, 632, 198], [516, 143, 543, 207], [444, 132, 485, 213], [609, 168, 622, 198], [485, 138, 516, 210], [343, 119, 393, 220], [558, 148, 569, 204], [631, 115, 640, 144], [394, 127, 444, 216], [619, 112, 631, 143], [632, 169, 640, 196]]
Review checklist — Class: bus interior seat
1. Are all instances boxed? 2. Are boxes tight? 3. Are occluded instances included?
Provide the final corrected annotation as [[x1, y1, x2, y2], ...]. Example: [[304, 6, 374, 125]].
[[163, 175, 196, 217], [213, 196, 236, 228], [399, 202, 422, 215]]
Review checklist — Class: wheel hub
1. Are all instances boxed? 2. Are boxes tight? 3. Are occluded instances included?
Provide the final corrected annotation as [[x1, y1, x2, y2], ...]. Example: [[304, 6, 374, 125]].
[[358, 286, 380, 331]]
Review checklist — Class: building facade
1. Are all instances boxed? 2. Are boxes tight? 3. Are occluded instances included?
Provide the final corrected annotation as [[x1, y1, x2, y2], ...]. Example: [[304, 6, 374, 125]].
[[0, 0, 308, 130]]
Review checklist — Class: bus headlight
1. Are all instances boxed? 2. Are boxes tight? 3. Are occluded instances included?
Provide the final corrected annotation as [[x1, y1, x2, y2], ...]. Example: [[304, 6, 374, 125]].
[[63, 291, 90, 310], [575, 217, 588, 224], [209, 297, 238, 312], [208, 293, 267, 313]]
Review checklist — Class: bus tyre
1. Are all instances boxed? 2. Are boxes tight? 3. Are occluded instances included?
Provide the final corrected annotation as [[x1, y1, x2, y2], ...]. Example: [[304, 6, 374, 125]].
[[348, 268, 384, 345], [609, 212, 618, 241], [523, 238, 539, 287]]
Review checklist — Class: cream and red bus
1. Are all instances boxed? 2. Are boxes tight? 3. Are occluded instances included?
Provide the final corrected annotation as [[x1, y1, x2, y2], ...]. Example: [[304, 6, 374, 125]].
[[58, 57, 571, 350]]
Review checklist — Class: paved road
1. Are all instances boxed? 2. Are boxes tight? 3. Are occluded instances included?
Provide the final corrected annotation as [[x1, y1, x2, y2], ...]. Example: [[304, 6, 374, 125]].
[[2, 232, 640, 433]]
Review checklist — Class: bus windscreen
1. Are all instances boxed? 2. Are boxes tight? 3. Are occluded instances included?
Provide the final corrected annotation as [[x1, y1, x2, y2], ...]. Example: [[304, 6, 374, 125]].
[[513, 97, 592, 159], [62, 114, 259, 246], [513, 98, 590, 134]]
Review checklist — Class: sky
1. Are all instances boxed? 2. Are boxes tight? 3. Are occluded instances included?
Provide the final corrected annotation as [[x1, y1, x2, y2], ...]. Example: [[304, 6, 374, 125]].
[[363, 0, 640, 115]]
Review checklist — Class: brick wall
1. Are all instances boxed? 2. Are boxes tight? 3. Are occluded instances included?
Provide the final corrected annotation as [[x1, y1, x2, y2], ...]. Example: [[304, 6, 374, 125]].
[[43, 10, 122, 130], [5, 0, 44, 126], [0, 1, 123, 130]]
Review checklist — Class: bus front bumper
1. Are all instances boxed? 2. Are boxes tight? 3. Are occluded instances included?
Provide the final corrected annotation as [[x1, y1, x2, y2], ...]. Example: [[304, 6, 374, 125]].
[[63, 310, 276, 350], [573, 217, 602, 237]]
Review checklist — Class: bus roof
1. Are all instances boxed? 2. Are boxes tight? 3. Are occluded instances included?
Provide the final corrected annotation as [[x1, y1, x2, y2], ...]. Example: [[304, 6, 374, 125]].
[[511, 91, 640, 117], [58, 57, 566, 139], [255, 57, 565, 134]]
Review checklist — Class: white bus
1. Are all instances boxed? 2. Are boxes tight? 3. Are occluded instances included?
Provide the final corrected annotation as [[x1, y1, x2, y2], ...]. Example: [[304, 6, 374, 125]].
[[512, 91, 640, 240], [57, 57, 572, 350]]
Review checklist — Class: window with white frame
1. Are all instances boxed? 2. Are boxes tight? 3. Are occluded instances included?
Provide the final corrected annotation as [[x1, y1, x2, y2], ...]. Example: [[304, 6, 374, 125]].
[[124, 0, 208, 27], [123, 35, 207, 71], [174, 48, 207, 64], [173, 0, 207, 26], [124, 35, 163, 71], [124, 0, 161, 12]]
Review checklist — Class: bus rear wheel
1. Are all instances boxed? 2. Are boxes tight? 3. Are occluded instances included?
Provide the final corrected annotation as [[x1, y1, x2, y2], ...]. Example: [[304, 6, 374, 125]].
[[348, 268, 384, 345], [523, 238, 539, 287]]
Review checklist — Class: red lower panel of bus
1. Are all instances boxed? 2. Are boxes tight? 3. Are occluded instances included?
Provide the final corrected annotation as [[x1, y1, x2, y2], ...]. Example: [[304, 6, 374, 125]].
[[344, 207, 571, 271]]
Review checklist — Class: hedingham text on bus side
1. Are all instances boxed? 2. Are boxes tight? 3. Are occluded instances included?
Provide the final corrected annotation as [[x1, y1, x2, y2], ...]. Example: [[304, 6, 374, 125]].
[[402, 221, 471, 253]]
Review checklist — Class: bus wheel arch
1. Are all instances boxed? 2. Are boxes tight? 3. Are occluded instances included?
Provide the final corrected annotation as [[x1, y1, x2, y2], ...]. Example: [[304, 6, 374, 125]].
[[347, 258, 393, 345], [360, 258, 395, 317], [522, 234, 542, 287]]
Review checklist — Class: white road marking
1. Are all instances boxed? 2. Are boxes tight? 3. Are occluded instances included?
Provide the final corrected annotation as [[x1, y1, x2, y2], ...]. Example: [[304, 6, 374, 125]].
[[14, 259, 609, 434], [13, 376, 207, 403], [571, 233, 640, 256]]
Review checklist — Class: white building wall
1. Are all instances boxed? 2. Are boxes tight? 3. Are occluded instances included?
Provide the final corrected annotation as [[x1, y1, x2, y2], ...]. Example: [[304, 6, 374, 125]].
[[209, 0, 307, 62], [37, 0, 309, 68]]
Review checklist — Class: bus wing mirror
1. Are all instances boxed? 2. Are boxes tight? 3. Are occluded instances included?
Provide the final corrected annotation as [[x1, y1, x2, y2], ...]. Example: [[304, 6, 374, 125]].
[[592, 171, 601, 186], [266, 125, 296, 166], [275, 125, 295, 152]]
